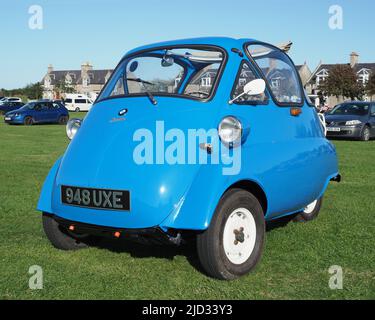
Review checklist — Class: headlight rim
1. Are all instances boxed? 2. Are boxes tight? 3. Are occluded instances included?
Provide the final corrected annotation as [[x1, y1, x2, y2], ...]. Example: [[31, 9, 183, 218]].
[[218, 115, 243, 146], [66, 118, 82, 140]]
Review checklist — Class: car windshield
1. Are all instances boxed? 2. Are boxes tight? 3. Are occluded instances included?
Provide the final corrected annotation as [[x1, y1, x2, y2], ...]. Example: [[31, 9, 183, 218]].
[[329, 103, 369, 116], [19, 102, 37, 110], [98, 46, 225, 102]]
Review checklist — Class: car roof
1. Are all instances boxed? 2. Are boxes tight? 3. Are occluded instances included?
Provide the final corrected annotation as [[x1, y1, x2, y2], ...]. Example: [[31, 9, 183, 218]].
[[124, 37, 257, 58], [340, 101, 373, 105]]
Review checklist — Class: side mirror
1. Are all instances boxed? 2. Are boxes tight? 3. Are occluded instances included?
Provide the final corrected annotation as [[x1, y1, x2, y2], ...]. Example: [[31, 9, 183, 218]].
[[161, 55, 174, 67], [243, 79, 266, 96], [229, 78, 266, 104]]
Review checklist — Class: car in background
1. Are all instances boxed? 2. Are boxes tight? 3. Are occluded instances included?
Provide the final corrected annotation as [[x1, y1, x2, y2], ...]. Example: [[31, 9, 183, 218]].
[[4, 100, 69, 125], [0, 97, 22, 104], [0, 101, 24, 115], [64, 94, 93, 112], [53, 99, 65, 106], [325, 101, 375, 141]]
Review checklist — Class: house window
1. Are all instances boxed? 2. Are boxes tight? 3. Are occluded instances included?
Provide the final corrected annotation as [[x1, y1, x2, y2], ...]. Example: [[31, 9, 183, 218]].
[[83, 77, 90, 87], [201, 76, 211, 87], [317, 75, 326, 85], [65, 74, 72, 85], [231, 61, 267, 104], [271, 78, 282, 89], [238, 78, 247, 86], [357, 69, 370, 85]]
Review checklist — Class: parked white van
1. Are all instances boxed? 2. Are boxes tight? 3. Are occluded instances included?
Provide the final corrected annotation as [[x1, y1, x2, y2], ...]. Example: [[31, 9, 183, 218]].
[[64, 94, 94, 112]]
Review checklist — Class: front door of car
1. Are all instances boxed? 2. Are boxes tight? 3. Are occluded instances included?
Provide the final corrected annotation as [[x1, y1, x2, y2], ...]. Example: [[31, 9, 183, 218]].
[[34, 102, 52, 122], [238, 43, 333, 217]]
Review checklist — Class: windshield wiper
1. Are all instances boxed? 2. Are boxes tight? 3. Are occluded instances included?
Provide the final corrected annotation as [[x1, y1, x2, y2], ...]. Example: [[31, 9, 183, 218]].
[[127, 78, 158, 105]]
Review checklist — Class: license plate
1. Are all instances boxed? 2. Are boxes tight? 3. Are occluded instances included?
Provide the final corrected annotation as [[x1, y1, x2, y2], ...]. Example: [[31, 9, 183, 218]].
[[327, 127, 341, 132], [61, 185, 130, 211], [4, 117, 11, 121]]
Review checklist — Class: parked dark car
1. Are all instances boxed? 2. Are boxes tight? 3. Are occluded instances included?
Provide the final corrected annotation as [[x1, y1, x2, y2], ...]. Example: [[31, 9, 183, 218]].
[[0, 101, 24, 115], [53, 99, 65, 106], [4, 100, 69, 125], [325, 102, 375, 141]]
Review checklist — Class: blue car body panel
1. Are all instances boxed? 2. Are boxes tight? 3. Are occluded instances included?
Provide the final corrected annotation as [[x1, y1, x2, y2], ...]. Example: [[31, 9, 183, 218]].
[[37, 37, 339, 231]]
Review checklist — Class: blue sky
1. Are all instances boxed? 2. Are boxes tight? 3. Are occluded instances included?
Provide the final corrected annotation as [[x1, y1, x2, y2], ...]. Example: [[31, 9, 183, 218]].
[[0, 0, 373, 89]]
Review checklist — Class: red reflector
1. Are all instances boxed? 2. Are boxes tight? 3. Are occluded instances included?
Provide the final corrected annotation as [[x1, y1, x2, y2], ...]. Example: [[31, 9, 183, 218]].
[[68, 225, 75, 231], [114, 231, 121, 238]]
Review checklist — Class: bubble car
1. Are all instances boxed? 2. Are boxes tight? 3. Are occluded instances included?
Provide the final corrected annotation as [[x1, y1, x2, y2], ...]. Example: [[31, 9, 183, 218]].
[[38, 37, 340, 280]]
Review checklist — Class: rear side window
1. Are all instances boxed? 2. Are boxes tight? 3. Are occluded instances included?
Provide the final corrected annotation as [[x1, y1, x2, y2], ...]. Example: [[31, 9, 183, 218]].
[[247, 44, 303, 105], [231, 61, 268, 104], [65, 99, 72, 103], [74, 99, 87, 104], [371, 104, 375, 116]]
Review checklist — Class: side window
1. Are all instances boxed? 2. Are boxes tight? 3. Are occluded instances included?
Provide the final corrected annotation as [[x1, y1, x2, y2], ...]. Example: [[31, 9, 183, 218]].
[[65, 99, 72, 103], [231, 61, 267, 104], [371, 104, 375, 116], [247, 44, 303, 105], [184, 63, 220, 97], [40, 103, 49, 110], [111, 77, 125, 96]]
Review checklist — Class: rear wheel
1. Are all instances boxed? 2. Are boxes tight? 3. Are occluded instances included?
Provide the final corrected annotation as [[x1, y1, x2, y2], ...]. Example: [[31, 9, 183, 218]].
[[42, 213, 93, 250], [360, 125, 371, 141], [294, 197, 323, 222], [24, 116, 34, 126], [197, 189, 265, 280], [58, 115, 69, 125]]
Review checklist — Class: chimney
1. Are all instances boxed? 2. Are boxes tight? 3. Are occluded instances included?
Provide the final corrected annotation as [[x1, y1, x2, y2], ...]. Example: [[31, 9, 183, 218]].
[[350, 52, 359, 68], [81, 61, 93, 77], [47, 64, 53, 74]]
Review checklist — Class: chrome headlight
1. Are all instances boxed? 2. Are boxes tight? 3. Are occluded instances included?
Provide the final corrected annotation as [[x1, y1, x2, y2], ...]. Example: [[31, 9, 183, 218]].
[[345, 120, 362, 126], [218, 116, 242, 144], [66, 118, 82, 140]]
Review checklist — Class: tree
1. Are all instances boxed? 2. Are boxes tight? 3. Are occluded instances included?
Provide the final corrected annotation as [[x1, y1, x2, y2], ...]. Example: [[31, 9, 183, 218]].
[[366, 73, 375, 98], [0, 82, 43, 101], [24, 82, 43, 100], [53, 79, 76, 98], [318, 64, 364, 100]]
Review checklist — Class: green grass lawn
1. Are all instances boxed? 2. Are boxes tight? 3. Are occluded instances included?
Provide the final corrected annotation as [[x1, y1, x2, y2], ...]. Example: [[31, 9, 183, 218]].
[[0, 114, 374, 300]]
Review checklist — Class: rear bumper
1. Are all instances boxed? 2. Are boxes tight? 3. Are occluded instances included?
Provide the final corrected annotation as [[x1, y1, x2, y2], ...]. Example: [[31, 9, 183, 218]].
[[326, 126, 362, 138]]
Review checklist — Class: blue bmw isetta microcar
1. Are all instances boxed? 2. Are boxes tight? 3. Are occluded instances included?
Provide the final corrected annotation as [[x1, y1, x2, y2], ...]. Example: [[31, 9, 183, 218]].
[[38, 37, 340, 280]]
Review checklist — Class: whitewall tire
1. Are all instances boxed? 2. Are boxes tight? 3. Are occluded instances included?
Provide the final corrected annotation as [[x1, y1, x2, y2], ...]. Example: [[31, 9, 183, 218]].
[[294, 197, 323, 222]]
